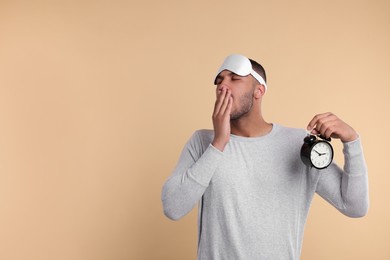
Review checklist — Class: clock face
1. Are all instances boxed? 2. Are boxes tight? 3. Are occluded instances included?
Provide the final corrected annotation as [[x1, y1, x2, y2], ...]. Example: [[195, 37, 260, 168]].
[[310, 141, 333, 169]]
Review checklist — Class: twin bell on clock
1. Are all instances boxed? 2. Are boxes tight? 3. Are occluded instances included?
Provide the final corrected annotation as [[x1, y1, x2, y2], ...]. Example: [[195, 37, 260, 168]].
[[300, 134, 334, 169]]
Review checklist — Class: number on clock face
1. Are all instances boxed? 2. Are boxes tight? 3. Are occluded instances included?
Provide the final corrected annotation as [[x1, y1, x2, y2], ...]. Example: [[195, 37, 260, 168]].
[[310, 141, 333, 169]]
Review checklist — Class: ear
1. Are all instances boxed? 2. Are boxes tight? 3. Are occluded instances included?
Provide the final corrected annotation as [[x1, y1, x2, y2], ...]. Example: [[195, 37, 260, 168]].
[[253, 84, 266, 99]]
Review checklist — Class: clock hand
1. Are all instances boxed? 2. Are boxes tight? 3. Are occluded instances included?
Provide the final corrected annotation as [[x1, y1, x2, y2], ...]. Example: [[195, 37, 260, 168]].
[[313, 149, 327, 156], [313, 149, 321, 155]]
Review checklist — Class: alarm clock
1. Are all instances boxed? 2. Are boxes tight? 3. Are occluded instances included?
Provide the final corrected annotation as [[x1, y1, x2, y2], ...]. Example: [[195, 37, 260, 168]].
[[300, 134, 334, 169]]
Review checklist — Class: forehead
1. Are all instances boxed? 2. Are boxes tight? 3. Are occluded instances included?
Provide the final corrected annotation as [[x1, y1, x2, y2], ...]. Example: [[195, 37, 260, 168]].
[[216, 70, 241, 78]]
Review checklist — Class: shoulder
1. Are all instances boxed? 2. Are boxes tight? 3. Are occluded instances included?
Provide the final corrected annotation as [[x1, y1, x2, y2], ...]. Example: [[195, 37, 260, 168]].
[[185, 129, 214, 153], [273, 124, 307, 143], [192, 129, 214, 145], [276, 124, 306, 135]]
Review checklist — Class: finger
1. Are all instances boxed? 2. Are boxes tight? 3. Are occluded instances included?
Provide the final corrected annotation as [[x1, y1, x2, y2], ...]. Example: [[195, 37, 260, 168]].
[[317, 119, 337, 138], [307, 112, 330, 130], [215, 89, 230, 116], [213, 88, 227, 115], [219, 90, 231, 115], [223, 96, 233, 116], [215, 86, 227, 98], [316, 115, 339, 137], [323, 126, 336, 139], [307, 112, 333, 132]]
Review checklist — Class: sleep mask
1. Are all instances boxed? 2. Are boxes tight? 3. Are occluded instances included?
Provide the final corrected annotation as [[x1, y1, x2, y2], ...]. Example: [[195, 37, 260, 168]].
[[214, 54, 267, 90]]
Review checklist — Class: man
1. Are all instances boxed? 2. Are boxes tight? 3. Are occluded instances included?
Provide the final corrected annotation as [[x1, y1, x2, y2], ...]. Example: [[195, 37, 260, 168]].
[[162, 54, 369, 259]]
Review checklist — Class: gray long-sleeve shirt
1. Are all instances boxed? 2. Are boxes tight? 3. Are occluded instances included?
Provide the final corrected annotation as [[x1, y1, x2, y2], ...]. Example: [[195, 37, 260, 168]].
[[162, 124, 369, 260]]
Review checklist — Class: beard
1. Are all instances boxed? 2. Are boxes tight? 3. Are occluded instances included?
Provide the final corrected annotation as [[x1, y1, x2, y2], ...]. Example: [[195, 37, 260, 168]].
[[230, 89, 254, 120]]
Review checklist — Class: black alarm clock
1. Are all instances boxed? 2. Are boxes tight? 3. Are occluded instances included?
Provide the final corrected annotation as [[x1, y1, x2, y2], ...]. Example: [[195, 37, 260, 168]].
[[300, 134, 334, 169]]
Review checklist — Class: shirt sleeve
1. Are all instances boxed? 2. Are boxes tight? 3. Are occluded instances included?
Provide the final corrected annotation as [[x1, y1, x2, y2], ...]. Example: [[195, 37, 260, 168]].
[[315, 137, 369, 217], [161, 131, 224, 220]]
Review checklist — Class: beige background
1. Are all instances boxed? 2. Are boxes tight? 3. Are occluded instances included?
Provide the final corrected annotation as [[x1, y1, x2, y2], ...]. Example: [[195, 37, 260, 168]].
[[0, 0, 389, 259]]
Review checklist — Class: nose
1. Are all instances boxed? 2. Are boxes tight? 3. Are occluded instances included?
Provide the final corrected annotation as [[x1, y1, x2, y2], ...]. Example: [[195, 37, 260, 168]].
[[217, 78, 230, 91], [217, 85, 229, 94]]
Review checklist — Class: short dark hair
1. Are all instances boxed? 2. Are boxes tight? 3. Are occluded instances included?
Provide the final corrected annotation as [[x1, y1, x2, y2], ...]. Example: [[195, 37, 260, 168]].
[[249, 59, 267, 83]]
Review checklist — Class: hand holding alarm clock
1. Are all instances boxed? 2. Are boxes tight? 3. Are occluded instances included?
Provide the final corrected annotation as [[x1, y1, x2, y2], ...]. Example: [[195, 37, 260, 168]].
[[301, 112, 359, 169]]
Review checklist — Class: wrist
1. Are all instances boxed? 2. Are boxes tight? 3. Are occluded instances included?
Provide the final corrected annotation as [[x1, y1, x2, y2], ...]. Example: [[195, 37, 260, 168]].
[[341, 134, 359, 143], [341, 132, 359, 143], [212, 139, 228, 152]]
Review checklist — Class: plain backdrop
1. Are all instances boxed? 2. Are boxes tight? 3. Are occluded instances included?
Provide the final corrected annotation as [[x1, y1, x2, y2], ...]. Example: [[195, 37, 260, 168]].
[[0, 0, 389, 259]]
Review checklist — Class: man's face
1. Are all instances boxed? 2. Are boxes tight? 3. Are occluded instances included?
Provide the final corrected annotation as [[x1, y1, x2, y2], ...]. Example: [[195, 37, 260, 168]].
[[214, 70, 256, 120]]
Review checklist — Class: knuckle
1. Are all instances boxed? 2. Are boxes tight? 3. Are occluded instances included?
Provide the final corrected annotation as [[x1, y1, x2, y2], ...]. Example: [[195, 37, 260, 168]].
[[318, 117, 326, 124]]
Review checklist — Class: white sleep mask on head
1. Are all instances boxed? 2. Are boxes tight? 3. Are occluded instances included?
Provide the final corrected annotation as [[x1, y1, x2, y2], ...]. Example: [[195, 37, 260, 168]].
[[214, 54, 267, 90]]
